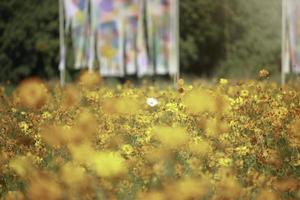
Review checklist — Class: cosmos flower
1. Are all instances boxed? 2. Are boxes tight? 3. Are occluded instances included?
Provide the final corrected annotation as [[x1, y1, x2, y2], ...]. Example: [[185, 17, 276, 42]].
[[18, 121, 29, 133], [219, 78, 229, 85], [146, 97, 159, 107], [259, 69, 270, 78]]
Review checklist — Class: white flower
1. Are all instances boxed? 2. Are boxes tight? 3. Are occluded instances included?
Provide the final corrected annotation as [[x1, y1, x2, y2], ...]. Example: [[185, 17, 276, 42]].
[[146, 97, 158, 107]]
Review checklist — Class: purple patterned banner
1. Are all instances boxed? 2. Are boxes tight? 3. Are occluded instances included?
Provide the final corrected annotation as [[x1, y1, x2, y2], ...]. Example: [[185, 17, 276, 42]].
[[64, 0, 91, 69], [61, 0, 179, 77], [288, 0, 300, 73]]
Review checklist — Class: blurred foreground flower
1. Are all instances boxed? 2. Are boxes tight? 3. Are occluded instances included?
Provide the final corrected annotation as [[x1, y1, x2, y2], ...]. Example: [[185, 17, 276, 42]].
[[92, 151, 127, 178], [183, 89, 215, 113], [189, 137, 212, 157], [177, 79, 185, 93], [61, 85, 81, 109], [215, 169, 242, 199], [256, 189, 279, 200], [103, 97, 140, 114], [152, 126, 189, 149], [60, 162, 87, 187], [27, 171, 62, 200], [15, 78, 48, 109], [9, 154, 34, 177], [165, 177, 212, 200], [78, 70, 102, 88]]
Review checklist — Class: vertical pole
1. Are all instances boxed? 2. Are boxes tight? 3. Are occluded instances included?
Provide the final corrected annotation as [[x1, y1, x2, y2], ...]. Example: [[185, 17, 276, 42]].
[[88, 0, 94, 73], [282, 0, 287, 86], [59, 0, 66, 87], [173, 0, 180, 87]]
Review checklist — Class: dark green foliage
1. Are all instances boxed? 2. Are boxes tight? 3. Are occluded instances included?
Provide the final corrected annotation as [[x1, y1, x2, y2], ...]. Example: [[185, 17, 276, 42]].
[[0, 0, 59, 83], [180, 0, 282, 78], [218, 0, 282, 78], [180, 0, 226, 76]]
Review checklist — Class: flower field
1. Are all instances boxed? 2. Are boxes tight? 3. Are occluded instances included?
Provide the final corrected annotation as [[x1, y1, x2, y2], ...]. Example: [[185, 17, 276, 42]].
[[1, 72, 300, 200]]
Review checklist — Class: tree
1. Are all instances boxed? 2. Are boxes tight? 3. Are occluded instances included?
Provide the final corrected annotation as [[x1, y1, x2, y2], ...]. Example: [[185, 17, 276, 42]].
[[180, 0, 226, 76], [218, 0, 282, 78], [0, 0, 59, 83]]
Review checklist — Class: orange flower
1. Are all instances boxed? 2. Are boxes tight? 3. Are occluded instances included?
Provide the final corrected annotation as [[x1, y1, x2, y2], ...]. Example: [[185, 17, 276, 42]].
[[259, 69, 270, 78], [16, 78, 48, 110]]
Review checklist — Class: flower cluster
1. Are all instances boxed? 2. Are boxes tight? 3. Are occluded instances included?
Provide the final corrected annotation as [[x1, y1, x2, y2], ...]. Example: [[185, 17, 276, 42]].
[[0, 74, 300, 199]]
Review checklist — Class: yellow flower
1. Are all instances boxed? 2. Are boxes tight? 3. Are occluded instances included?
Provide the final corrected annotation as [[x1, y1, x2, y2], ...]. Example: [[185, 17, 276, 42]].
[[240, 89, 249, 97], [165, 102, 179, 113], [61, 85, 81, 109], [166, 177, 212, 200], [115, 97, 140, 114], [78, 70, 102, 88], [68, 143, 97, 165], [152, 126, 189, 149], [19, 121, 29, 134], [76, 109, 98, 138], [177, 79, 185, 87], [85, 91, 100, 102], [27, 172, 62, 200], [92, 151, 127, 178], [273, 107, 288, 118], [42, 111, 52, 119], [9, 154, 34, 177], [205, 118, 219, 137], [43, 124, 81, 147], [256, 189, 279, 200], [5, 191, 25, 200], [216, 173, 242, 199], [218, 157, 233, 167], [259, 69, 270, 78], [183, 89, 215, 113], [60, 162, 86, 187], [189, 138, 212, 157], [138, 191, 166, 200], [16, 78, 48, 109], [235, 146, 250, 156], [219, 78, 229, 85], [121, 144, 134, 155]]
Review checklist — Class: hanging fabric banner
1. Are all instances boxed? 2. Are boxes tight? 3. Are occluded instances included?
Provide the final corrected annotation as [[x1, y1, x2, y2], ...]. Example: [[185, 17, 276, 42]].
[[64, 0, 91, 69], [121, 0, 151, 76], [146, 0, 172, 75], [60, 0, 179, 78], [288, 0, 300, 73], [136, 0, 152, 77], [92, 0, 124, 77], [122, 0, 140, 75]]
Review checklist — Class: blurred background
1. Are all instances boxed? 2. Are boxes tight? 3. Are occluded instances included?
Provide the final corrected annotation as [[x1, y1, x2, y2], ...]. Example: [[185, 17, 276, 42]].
[[0, 0, 282, 84]]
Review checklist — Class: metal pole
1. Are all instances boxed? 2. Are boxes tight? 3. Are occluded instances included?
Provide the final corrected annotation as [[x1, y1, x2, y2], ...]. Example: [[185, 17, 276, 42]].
[[281, 0, 287, 86], [173, 0, 180, 87], [59, 0, 66, 87]]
